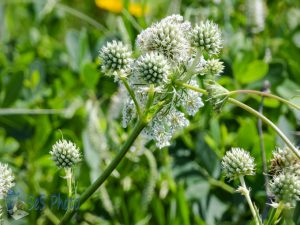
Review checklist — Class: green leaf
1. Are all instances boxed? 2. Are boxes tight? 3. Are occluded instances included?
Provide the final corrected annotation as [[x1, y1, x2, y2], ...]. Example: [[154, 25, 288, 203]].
[[80, 63, 99, 89], [2, 72, 24, 107], [236, 60, 269, 84]]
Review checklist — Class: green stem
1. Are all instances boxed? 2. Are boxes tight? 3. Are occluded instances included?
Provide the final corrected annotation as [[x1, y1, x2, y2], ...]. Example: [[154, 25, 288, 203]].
[[228, 98, 300, 159], [65, 168, 73, 211], [239, 176, 263, 225], [208, 178, 235, 194], [269, 202, 284, 225], [120, 76, 143, 117], [0, 108, 65, 115], [175, 81, 207, 95], [58, 120, 147, 225], [228, 90, 300, 111]]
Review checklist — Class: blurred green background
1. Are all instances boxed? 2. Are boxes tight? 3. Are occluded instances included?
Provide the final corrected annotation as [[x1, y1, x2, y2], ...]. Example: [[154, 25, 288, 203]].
[[1, 0, 300, 224]]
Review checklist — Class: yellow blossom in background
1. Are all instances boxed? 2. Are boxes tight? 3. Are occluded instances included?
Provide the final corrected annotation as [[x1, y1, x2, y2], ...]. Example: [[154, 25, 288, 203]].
[[95, 0, 149, 17]]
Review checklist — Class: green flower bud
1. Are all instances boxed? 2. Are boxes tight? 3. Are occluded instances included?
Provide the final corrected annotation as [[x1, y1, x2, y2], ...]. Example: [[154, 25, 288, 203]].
[[99, 40, 132, 75], [270, 172, 300, 208], [50, 139, 81, 169], [134, 52, 170, 84], [222, 147, 255, 180], [191, 20, 222, 56], [206, 81, 229, 112]]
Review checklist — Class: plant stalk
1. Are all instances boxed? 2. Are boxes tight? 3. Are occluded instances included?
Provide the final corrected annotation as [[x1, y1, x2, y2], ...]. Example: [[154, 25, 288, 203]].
[[58, 119, 147, 225], [228, 98, 300, 159], [239, 176, 263, 225]]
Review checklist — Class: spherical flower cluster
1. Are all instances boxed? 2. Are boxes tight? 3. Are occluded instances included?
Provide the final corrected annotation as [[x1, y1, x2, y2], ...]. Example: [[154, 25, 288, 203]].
[[136, 14, 191, 63], [0, 163, 15, 199], [270, 147, 300, 177], [269, 172, 300, 207], [222, 148, 255, 180], [190, 20, 222, 56], [134, 52, 170, 84], [99, 15, 224, 149], [99, 40, 132, 76], [50, 139, 81, 168], [200, 59, 224, 77]]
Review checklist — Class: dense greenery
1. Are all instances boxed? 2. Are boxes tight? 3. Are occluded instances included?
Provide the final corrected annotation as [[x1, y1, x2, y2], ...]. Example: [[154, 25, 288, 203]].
[[0, 0, 300, 224]]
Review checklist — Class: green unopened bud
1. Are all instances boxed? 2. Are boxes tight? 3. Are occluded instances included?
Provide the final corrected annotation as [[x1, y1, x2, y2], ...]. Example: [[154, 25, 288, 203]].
[[190, 20, 222, 56], [99, 40, 132, 75], [270, 172, 300, 208], [134, 52, 170, 84], [222, 147, 255, 180], [50, 139, 81, 169]]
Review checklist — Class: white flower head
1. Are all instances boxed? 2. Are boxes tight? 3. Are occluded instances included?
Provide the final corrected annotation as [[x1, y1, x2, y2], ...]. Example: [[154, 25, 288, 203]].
[[166, 108, 189, 132], [270, 172, 300, 208], [134, 52, 170, 84], [222, 147, 256, 180], [0, 163, 15, 199], [99, 40, 132, 78], [50, 139, 81, 168], [136, 14, 191, 63], [201, 59, 224, 77], [190, 20, 222, 56]]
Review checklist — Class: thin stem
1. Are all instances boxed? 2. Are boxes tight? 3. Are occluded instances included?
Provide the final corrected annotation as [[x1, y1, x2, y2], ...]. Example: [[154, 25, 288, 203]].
[[56, 3, 108, 32], [44, 207, 60, 225], [239, 176, 263, 225], [65, 168, 73, 211], [58, 119, 147, 225], [207, 178, 235, 194], [0, 108, 65, 115], [227, 90, 300, 111], [120, 76, 143, 117], [228, 98, 300, 160], [175, 81, 207, 95]]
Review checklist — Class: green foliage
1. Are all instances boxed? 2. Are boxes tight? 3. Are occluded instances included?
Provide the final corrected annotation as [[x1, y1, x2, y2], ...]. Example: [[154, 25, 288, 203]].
[[0, 0, 300, 224]]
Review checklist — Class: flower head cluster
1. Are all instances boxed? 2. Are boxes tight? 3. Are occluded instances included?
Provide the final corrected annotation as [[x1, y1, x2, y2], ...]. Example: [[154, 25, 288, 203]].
[[99, 40, 132, 78], [269, 172, 300, 208], [190, 20, 222, 56], [0, 163, 15, 199], [99, 15, 224, 148], [269, 146, 300, 207], [136, 14, 191, 63], [134, 52, 170, 84], [221, 147, 255, 180], [50, 139, 81, 168], [270, 147, 300, 176]]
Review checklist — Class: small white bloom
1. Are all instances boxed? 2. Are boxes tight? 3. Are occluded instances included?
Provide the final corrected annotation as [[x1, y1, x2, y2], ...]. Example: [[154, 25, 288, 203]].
[[0, 163, 15, 199], [190, 20, 222, 56], [122, 98, 136, 128], [166, 109, 189, 132], [136, 14, 191, 63], [50, 139, 81, 168]]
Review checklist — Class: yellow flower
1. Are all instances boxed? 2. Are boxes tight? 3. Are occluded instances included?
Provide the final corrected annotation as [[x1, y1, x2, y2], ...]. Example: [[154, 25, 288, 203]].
[[95, 0, 149, 17]]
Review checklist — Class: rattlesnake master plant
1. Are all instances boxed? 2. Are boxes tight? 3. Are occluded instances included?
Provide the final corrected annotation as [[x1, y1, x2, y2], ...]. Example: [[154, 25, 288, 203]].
[[269, 146, 300, 208], [221, 147, 256, 180], [99, 14, 223, 148], [50, 139, 81, 168], [0, 163, 15, 199]]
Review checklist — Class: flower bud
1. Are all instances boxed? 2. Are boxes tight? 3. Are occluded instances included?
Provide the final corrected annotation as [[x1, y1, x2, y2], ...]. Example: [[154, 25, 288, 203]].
[[134, 52, 170, 84], [206, 81, 229, 112], [201, 59, 224, 77], [191, 20, 222, 56], [50, 139, 81, 168], [99, 40, 132, 75], [222, 147, 255, 180], [0, 163, 15, 199], [270, 172, 300, 208]]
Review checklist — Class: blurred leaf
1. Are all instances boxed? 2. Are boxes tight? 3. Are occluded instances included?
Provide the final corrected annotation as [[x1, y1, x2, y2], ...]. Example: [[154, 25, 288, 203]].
[[236, 60, 269, 84], [80, 63, 99, 89], [2, 72, 24, 107]]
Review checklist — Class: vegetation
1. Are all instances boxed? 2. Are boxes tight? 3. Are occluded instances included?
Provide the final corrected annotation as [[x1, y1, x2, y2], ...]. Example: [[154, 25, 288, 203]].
[[0, 0, 300, 224]]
